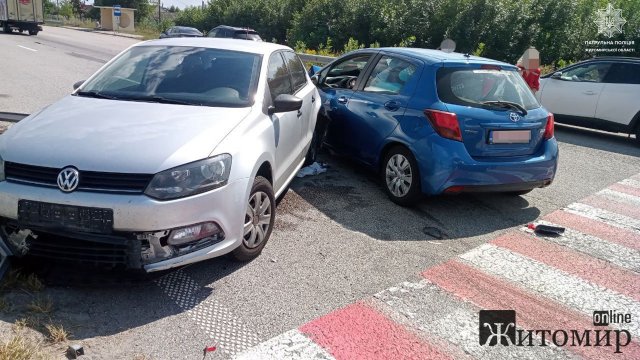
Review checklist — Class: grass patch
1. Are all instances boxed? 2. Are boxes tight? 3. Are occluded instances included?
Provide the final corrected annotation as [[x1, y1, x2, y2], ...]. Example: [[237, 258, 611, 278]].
[[27, 297, 53, 315], [0, 297, 9, 312], [44, 323, 69, 343], [0, 335, 48, 360], [12, 317, 40, 333], [0, 270, 44, 293]]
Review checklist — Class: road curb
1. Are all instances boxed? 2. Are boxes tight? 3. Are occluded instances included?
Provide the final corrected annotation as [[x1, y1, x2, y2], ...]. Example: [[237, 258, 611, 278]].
[[61, 26, 144, 40]]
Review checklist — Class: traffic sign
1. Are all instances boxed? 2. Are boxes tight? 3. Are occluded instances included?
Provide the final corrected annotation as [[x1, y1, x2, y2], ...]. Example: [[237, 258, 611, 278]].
[[113, 5, 121, 17]]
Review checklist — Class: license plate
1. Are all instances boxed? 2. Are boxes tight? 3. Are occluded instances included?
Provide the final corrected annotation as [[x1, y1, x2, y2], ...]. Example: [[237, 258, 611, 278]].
[[18, 200, 114, 234], [490, 130, 531, 144]]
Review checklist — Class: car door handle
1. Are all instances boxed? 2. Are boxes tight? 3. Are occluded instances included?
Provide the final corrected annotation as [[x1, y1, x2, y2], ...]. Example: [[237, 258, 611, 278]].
[[337, 96, 348, 104], [297, 110, 303, 118], [583, 90, 597, 95], [384, 100, 401, 111]]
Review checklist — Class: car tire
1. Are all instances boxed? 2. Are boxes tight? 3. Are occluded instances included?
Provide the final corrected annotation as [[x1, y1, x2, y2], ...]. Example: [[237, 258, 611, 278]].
[[3, 23, 11, 33], [635, 125, 640, 146], [303, 116, 328, 167], [505, 189, 533, 196], [381, 146, 422, 206], [28, 29, 38, 36], [303, 131, 319, 167], [231, 176, 275, 261]]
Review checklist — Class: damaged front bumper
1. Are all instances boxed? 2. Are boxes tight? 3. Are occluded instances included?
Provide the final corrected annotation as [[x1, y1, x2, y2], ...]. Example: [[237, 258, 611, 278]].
[[0, 178, 249, 272]]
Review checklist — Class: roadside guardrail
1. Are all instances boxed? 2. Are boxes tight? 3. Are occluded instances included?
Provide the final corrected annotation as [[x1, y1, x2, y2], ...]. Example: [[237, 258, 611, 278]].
[[297, 53, 335, 65]]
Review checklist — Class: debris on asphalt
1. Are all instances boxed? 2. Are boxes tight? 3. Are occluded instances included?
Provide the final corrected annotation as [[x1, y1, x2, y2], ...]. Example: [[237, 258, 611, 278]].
[[296, 162, 328, 178], [527, 223, 565, 236], [67, 344, 85, 359], [202, 345, 217, 359]]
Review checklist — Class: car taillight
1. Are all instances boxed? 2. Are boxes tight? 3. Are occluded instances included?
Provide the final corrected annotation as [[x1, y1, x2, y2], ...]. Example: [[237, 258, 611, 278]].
[[424, 109, 462, 142], [544, 113, 555, 140], [480, 64, 502, 70]]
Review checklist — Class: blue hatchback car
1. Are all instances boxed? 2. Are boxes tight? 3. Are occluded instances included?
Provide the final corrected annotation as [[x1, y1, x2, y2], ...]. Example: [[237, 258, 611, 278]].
[[310, 48, 558, 206]]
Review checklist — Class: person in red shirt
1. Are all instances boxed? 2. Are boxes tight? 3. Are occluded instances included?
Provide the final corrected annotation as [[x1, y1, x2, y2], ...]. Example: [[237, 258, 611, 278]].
[[517, 64, 541, 93]]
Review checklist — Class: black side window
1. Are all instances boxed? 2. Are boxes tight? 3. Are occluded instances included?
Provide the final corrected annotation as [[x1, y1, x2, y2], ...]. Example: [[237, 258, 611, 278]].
[[604, 63, 640, 84], [282, 51, 307, 92], [267, 52, 293, 101]]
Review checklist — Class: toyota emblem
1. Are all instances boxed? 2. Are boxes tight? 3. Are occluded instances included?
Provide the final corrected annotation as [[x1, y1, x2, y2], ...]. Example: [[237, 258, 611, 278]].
[[57, 167, 80, 192], [509, 112, 521, 122]]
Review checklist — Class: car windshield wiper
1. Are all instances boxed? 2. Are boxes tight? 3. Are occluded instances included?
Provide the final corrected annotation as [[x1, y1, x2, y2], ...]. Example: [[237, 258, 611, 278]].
[[482, 101, 527, 116], [125, 95, 202, 106], [75, 90, 120, 100]]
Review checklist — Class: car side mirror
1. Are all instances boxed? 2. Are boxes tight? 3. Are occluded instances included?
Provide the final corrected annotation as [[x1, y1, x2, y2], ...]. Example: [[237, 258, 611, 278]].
[[268, 94, 303, 115], [73, 80, 84, 90], [310, 74, 319, 86], [550, 71, 562, 79]]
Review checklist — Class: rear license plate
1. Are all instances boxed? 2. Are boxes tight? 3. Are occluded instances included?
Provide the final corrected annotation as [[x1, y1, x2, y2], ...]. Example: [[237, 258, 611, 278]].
[[18, 200, 114, 234], [490, 130, 531, 144]]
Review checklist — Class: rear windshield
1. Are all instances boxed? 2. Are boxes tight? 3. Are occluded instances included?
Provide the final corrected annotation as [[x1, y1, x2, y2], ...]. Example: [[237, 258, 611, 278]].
[[234, 31, 261, 41], [437, 67, 540, 110], [79, 46, 261, 107]]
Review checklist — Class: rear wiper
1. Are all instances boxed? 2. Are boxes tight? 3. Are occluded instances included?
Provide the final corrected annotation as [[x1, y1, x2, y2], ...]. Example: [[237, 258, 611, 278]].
[[75, 90, 120, 100], [482, 101, 527, 116], [126, 95, 201, 106]]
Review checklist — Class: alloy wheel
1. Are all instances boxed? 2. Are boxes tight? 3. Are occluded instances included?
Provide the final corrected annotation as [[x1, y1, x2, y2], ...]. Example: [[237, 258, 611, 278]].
[[243, 191, 272, 249], [385, 154, 413, 198]]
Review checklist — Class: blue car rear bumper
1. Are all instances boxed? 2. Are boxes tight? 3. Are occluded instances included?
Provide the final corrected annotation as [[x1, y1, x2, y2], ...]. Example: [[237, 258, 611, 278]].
[[412, 135, 559, 195]]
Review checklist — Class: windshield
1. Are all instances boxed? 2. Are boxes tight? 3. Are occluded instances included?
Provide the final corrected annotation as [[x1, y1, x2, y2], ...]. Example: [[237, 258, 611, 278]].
[[79, 46, 262, 107], [437, 67, 539, 111]]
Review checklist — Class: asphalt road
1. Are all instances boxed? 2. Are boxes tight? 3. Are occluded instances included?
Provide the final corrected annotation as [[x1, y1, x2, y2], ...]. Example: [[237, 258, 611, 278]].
[[1, 27, 639, 359], [0, 26, 139, 114]]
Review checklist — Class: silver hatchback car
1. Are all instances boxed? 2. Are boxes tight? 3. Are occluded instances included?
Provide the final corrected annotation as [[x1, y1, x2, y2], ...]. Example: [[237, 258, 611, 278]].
[[0, 38, 320, 272]]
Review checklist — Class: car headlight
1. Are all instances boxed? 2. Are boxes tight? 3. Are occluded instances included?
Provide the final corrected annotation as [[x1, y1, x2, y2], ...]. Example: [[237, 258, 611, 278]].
[[144, 154, 231, 200]]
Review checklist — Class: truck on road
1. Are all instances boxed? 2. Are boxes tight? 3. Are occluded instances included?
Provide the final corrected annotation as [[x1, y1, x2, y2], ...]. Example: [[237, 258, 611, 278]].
[[0, 0, 44, 35]]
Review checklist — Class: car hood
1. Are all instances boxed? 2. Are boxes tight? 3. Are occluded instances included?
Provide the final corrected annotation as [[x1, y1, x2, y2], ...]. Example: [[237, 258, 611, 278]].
[[0, 96, 252, 174]]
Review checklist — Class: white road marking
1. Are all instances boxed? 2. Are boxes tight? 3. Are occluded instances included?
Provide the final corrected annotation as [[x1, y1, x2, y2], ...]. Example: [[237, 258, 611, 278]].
[[155, 270, 261, 355], [460, 244, 640, 337], [374, 280, 575, 360], [566, 203, 640, 232], [17, 45, 37, 52], [233, 329, 335, 360], [523, 220, 640, 272], [620, 178, 640, 189], [598, 188, 640, 207]]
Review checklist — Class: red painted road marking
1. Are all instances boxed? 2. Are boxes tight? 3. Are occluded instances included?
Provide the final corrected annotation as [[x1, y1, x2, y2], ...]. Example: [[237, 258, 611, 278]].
[[299, 302, 452, 360], [581, 195, 640, 221], [491, 232, 640, 302], [422, 260, 640, 360], [543, 210, 640, 251], [610, 183, 640, 198]]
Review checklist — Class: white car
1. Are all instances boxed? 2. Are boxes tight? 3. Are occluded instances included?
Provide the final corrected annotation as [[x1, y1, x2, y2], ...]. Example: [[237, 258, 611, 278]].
[[536, 57, 640, 142], [0, 38, 320, 271]]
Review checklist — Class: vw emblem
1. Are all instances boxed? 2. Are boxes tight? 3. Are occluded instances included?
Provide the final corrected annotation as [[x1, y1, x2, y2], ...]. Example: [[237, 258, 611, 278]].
[[509, 112, 521, 122], [57, 167, 80, 192]]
